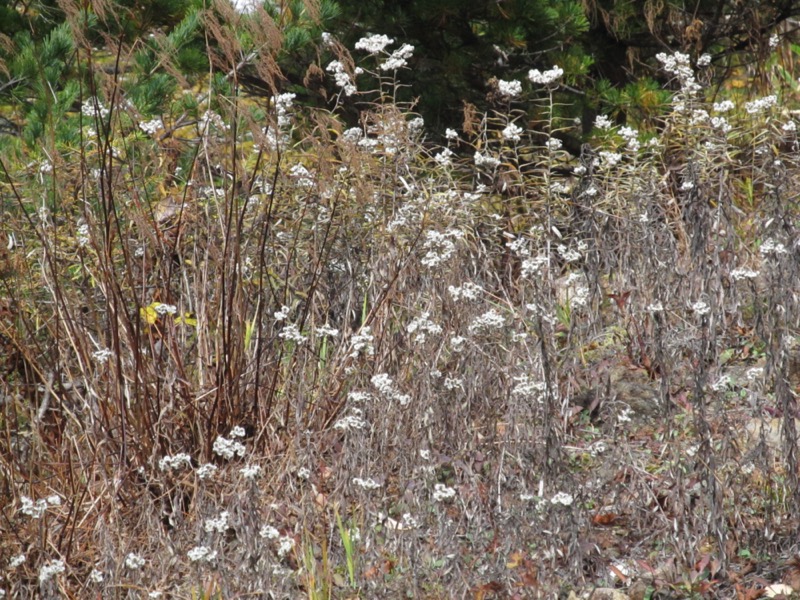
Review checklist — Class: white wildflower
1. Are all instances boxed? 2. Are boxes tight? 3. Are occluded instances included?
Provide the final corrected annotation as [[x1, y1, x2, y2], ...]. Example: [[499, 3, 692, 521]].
[[745, 95, 777, 114], [39, 559, 66, 582], [528, 65, 563, 85], [124, 553, 145, 570], [333, 408, 368, 431], [432, 483, 456, 502], [474, 151, 500, 168], [153, 303, 177, 316], [434, 148, 454, 166], [278, 323, 308, 344], [381, 43, 414, 71], [354, 34, 394, 54], [445, 128, 459, 140], [550, 491, 573, 506], [349, 326, 374, 358], [212, 435, 246, 460], [594, 115, 613, 130], [204, 511, 230, 534], [158, 453, 192, 472], [353, 477, 382, 490], [691, 300, 710, 316], [187, 546, 217, 563], [89, 569, 104, 583], [760, 238, 788, 256], [713, 100, 735, 113], [546, 137, 562, 151], [497, 79, 522, 98], [468, 309, 506, 333], [9, 554, 25, 568], [196, 463, 217, 480], [502, 123, 523, 142], [277, 535, 296, 558], [406, 312, 443, 343], [730, 268, 759, 280], [240, 464, 262, 479], [260, 525, 280, 539], [139, 118, 163, 135]]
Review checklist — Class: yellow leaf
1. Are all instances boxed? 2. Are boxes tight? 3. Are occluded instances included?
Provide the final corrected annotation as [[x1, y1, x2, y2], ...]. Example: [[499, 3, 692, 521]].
[[140, 304, 159, 325], [175, 312, 197, 327]]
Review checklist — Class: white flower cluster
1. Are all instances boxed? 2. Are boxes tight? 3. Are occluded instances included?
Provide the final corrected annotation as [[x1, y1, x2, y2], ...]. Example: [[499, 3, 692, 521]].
[[474, 151, 500, 169], [381, 43, 414, 71], [511, 375, 546, 400], [760, 238, 788, 256], [434, 147, 454, 166], [371, 373, 411, 406], [277, 535, 296, 558], [240, 464, 262, 480], [9, 554, 25, 569], [278, 323, 308, 344], [528, 65, 563, 86], [212, 434, 246, 460], [594, 114, 614, 130], [139, 118, 163, 135], [196, 463, 217, 479], [20, 494, 60, 519], [713, 100, 735, 113], [158, 453, 192, 472], [288, 163, 314, 188], [204, 510, 230, 533], [432, 483, 456, 502], [468, 309, 506, 333], [497, 79, 522, 98], [125, 553, 145, 570], [448, 281, 483, 301], [260, 525, 280, 539], [502, 123, 523, 142], [274, 93, 296, 130], [39, 559, 66, 583], [656, 51, 700, 94], [618, 125, 640, 152], [334, 408, 369, 431], [187, 546, 217, 563], [153, 303, 177, 316], [550, 491, 574, 506], [406, 312, 442, 343], [199, 110, 229, 133], [354, 34, 394, 54], [421, 229, 462, 268], [691, 300, 710, 316], [81, 98, 109, 119], [353, 477, 382, 490], [730, 267, 759, 280], [326, 60, 358, 96], [349, 326, 375, 358], [745, 95, 777, 114], [546, 137, 562, 151], [521, 255, 549, 278], [316, 324, 339, 338], [76, 220, 90, 246], [599, 151, 622, 168]]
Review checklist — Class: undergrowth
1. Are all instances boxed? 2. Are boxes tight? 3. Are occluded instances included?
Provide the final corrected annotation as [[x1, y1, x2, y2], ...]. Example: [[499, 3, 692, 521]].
[[0, 3, 799, 598]]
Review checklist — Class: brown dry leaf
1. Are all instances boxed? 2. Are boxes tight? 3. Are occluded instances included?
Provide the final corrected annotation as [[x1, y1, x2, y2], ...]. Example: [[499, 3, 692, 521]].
[[506, 550, 524, 569], [593, 512, 622, 526], [473, 581, 504, 599]]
